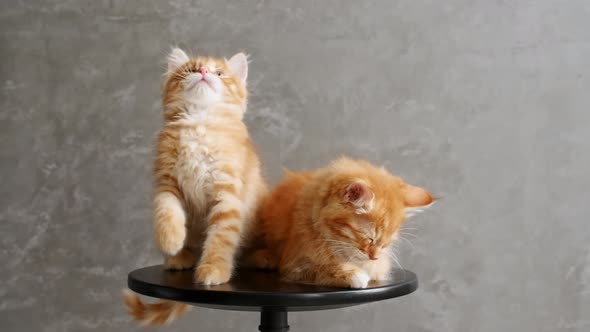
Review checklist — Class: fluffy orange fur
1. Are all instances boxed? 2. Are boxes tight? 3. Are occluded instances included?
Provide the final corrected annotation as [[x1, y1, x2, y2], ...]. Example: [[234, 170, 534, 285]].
[[124, 48, 267, 325], [256, 157, 433, 288]]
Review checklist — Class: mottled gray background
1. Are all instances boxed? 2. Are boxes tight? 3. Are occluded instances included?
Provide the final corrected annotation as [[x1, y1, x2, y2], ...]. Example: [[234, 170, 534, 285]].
[[1, 0, 589, 331]]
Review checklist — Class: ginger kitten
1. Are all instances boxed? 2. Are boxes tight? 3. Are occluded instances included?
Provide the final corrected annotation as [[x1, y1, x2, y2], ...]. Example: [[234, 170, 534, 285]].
[[124, 48, 267, 325], [255, 157, 433, 288]]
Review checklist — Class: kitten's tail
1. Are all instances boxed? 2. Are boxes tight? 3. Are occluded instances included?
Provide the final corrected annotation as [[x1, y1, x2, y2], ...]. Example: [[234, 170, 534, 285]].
[[122, 289, 189, 325]]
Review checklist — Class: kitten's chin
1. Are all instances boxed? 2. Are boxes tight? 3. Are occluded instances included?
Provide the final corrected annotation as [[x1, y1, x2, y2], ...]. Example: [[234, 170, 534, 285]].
[[184, 86, 222, 105], [191, 82, 215, 94]]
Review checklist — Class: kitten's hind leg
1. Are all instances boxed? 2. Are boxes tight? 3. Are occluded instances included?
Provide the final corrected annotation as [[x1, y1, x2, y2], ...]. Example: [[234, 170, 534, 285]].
[[195, 179, 245, 285], [164, 247, 196, 270]]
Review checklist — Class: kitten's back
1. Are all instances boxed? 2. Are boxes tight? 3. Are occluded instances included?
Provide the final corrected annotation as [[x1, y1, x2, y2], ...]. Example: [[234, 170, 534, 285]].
[[259, 171, 313, 251]]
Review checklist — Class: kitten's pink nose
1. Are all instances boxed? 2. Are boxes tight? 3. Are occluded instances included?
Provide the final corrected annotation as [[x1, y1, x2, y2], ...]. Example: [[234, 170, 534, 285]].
[[368, 247, 379, 260], [199, 67, 208, 75]]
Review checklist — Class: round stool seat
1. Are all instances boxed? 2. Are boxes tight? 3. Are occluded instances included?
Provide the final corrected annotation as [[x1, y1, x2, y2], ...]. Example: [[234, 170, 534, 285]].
[[128, 265, 418, 331]]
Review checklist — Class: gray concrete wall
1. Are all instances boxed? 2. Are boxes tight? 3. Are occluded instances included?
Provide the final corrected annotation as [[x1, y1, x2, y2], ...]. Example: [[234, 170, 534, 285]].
[[1, 1, 589, 331]]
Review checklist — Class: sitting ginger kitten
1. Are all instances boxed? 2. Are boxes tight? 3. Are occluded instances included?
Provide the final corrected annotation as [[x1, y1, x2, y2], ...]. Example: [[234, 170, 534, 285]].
[[256, 157, 433, 288], [124, 48, 267, 325]]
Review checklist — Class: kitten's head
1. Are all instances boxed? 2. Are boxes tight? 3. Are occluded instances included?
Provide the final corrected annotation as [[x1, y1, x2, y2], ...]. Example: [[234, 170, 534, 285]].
[[314, 158, 434, 262], [162, 48, 248, 115]]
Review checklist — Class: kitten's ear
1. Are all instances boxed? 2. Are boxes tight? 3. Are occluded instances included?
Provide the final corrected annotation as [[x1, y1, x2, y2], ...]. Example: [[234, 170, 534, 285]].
[[167, 48, 190, 72], [227, 52, 248, 82], [401, 183, 434, 217], [343, 182, 374, 213]]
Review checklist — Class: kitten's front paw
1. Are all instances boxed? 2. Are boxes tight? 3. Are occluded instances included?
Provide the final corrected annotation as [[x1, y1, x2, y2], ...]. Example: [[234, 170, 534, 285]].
[[195, 263, 232, 285], [155, 221, 186, 256], [350, 270, 370, 289]]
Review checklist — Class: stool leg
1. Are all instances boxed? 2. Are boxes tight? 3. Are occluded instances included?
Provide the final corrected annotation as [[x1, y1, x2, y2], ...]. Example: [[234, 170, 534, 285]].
[[258, 307, 289, 332]]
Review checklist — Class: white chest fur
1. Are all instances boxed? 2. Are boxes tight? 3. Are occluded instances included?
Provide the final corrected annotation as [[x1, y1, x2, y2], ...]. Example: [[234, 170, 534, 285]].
[[174, 109, 216, 217]]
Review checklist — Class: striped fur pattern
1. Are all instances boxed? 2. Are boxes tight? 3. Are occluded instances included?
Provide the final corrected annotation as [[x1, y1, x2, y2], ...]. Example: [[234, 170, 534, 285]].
[[256, 157, 433, 288], [124, 48, 267, 325], [122, 289, 189, 325]]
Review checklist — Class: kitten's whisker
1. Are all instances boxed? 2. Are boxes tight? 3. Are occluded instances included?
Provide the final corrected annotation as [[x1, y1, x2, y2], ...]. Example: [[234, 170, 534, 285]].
[[326, 244, 353, 249], [397, 236, 414, 250], [398, 229, 418, 234], [323, 239, 353, 245], [346, 251, 364, 263], [397, 231, 417, 239], [383, 248, 403, 270], [388, 255, 403, 270]]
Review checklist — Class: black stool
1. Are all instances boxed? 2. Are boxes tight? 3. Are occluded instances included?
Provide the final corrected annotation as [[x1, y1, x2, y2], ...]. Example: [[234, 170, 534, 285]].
[[128, 265, 418, 332]]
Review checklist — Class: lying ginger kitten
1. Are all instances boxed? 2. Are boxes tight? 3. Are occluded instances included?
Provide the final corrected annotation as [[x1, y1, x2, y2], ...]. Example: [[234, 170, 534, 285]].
[[256, 157, 433, 288]]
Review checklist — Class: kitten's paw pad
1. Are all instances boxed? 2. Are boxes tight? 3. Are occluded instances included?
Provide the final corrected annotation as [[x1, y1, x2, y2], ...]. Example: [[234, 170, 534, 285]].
[[164, 250, 196, 270], [155, 223, 186, 256], [195, 263, 231, 285], [350, 271, 370, 289]]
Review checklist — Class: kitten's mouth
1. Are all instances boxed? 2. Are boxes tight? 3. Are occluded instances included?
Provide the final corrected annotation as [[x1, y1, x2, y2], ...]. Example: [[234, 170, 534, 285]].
[[185, 72, 214, 90], [197, 79, 211, 87], [196, 77, 216, 90], [187, 78, 212, 91]]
